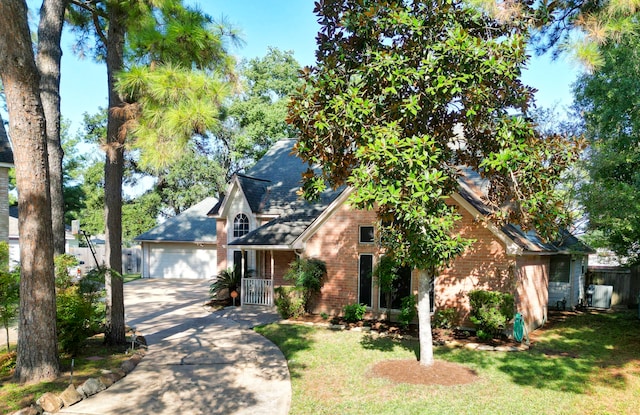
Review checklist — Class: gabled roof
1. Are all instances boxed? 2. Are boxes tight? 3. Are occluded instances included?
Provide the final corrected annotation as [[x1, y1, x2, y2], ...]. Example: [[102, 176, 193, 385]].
[[220, 139, 592, 255], [135, 197, 218, 243], [209, 139, 344, 218], [455, 167, 594, 255], [0, 119, 14, 166]]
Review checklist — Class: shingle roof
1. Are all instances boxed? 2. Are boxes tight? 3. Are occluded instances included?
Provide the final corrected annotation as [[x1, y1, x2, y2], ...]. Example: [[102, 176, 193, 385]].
[[135, 197, 217, 243], [229, 207, 325, 247], [0, 118, 14, 165], [456, 167, 593, 254]]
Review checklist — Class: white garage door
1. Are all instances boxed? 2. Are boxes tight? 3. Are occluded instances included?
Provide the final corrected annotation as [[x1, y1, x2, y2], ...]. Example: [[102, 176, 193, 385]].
[[149, 244, 217, 279]]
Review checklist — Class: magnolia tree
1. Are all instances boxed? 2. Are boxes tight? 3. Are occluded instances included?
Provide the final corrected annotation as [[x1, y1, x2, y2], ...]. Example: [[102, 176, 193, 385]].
[[288, 0, 581, 366]]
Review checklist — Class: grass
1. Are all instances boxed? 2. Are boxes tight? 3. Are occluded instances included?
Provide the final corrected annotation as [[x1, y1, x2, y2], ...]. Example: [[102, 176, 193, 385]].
[[256, 310, 640, 415], [0, 334, 133, 414]]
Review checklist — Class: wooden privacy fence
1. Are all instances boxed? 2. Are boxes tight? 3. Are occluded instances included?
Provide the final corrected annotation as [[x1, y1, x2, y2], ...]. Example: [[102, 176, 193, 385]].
[[68, 246, 142, 275], [586, 266, 640, 307]]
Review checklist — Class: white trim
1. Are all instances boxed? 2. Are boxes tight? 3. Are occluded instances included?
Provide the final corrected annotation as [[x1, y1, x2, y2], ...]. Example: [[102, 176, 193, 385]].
[[451, 192, 523, 256], [0, 162, 13, 168], [230, 244, 291, 251]]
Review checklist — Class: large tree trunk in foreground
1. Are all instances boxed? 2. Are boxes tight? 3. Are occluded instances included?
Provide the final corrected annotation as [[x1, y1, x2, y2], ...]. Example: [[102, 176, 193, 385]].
[[103, 3, 127, 345], [36, 0, 67, 256], [0, 0, 59, 383], [418, 269, 434, 367]]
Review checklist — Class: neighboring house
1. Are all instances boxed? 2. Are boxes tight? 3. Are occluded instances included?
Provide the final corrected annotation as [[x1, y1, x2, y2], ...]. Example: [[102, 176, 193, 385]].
[[136, 198, 218, 279], [8, 206, 77, 268], [138, 139, 593, 331], [0, 120, 13, 245]]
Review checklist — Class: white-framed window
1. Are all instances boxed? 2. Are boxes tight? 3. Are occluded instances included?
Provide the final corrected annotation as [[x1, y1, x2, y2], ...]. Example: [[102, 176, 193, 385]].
[[233, 213, 250, 238], [359, 226, 374, 243], [358, 254, 373, 307]]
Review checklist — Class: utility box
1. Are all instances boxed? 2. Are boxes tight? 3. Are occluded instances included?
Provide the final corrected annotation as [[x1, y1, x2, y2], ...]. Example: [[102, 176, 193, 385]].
[[587, 285, 613, 309]]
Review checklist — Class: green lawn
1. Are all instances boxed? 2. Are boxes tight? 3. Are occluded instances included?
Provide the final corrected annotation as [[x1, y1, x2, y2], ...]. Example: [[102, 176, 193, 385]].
[[256, 310, 640, 415]]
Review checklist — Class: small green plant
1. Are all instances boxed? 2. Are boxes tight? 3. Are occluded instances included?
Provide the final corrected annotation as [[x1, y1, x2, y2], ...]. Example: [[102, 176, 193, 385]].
[[57, 285, 99, 355], [468, 289, 515, 339], [432, 307, 459, 329], [320, 312, 329, 320], [274, 286, 305, 319], [397, 295, 417, 328], [0, 241, 19, 351], [343, 303, 366, 323], [284, 257, 327, 312]]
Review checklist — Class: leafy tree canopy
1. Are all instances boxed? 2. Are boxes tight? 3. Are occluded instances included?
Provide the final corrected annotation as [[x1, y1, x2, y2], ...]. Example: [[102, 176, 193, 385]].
[[288, 0, 582, 365], [289, 0, 582, 269], [574, 36, 640, 263]]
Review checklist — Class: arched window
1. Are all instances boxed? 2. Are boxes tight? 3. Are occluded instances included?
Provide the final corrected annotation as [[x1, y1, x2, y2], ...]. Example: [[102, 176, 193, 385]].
[[233, 213, 249, 238]]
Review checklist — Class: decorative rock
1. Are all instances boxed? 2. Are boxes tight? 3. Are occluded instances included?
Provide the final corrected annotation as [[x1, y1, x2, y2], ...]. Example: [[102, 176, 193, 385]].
[[11, 406, 40, 415], [476, 344, 496, 351], [36, 392, 63, 413], [121, 359, 137, 373], [464, 342, 480, 350], [78, 378, 106, 397], [328, 324, 345, 330], [59, 384, 83, 407], [99, 373, 118, 388]]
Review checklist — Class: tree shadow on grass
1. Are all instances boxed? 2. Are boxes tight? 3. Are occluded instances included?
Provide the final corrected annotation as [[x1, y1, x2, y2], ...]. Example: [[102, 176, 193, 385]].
[[437, 310, 640, 394], [359, 334, 419, 360]]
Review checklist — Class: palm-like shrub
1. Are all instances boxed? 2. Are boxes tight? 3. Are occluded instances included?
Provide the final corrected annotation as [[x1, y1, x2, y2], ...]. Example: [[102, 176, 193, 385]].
[[210, 267, 241, 300]]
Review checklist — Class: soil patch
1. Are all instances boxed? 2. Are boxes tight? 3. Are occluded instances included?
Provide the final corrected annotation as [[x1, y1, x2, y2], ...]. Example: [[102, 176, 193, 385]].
[[371, 359, 479, 385]]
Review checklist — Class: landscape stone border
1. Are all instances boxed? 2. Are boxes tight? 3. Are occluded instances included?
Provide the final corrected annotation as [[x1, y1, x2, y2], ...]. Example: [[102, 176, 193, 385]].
[[10, 348, 145, 415]]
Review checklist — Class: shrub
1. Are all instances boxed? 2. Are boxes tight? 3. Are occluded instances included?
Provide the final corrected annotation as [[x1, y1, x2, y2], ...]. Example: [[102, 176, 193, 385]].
[[343, 303, 367, 323], [54, 254, 79, 289], [432, 307, 459, 329], [274, 286, 305, 319], [397, 295, 417, 328], [57, 286, 99, 355], [468, 290, 515, 338], [209, 267, 243, 300], [284, 258, 327, 312]]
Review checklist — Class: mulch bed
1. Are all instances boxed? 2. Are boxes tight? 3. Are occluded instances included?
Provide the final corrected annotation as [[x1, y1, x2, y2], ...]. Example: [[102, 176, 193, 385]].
[[371, 359, 479, 386]]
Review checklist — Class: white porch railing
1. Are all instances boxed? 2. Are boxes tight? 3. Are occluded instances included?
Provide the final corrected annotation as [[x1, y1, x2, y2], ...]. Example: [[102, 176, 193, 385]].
[[241, 278, 273, 306]]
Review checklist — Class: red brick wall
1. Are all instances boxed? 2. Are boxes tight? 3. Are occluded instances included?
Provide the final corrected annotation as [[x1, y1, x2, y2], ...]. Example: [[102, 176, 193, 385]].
[[304, 204, 379, 315], [436, 202, 516, 325], [216, 219, 227, 273]]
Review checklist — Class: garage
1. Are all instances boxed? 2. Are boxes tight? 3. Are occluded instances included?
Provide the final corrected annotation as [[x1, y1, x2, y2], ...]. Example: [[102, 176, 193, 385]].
[[146, 243, 217, 279], [135, 198, 218, 280]]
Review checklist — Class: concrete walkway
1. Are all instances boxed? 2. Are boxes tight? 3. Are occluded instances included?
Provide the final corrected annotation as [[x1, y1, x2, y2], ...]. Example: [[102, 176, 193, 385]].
[[60, 279, 290, 415]]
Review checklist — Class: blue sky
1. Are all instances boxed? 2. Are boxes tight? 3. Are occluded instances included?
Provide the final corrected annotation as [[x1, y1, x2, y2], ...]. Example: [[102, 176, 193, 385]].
[[47, 1, 583, 133]]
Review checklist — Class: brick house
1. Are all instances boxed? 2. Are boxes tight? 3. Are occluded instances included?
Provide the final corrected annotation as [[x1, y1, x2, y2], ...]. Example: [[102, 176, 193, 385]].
[[207, 139, 592, 331]]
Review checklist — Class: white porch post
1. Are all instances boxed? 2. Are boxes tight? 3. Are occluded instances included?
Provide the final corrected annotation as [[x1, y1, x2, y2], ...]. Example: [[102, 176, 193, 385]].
[[240, 248, 246, 306], [270, 250, 275, 306]]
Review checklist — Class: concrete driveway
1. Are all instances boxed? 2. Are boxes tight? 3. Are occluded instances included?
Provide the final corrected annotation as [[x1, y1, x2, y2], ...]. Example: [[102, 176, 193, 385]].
[[61, 278, 290, 415]]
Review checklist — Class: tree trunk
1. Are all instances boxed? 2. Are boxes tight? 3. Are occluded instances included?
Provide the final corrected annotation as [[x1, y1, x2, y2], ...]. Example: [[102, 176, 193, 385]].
[[0, 0, 59, 383], [36, 0, 67, 256], [103, 3, 127, 345], [417, 268, 434, 366]]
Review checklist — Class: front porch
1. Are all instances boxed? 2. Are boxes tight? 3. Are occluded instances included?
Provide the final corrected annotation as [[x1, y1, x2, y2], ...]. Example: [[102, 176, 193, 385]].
[[236, 248, 297, 307]]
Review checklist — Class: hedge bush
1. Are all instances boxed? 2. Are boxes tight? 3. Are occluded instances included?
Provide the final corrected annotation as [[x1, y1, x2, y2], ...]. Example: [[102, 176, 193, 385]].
[[468, 290, 515, 339], [274, 286, 305, 319]]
